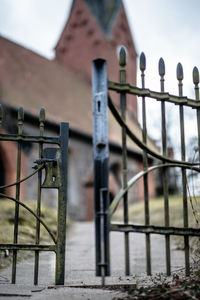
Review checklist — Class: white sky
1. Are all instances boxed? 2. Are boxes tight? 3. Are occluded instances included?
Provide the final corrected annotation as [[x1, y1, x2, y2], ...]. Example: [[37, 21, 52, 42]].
[[0, 0, 200, 154]]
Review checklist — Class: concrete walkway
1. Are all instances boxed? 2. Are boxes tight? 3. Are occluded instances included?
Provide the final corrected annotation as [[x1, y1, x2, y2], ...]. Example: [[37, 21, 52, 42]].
[[0, 222, 185, 299]]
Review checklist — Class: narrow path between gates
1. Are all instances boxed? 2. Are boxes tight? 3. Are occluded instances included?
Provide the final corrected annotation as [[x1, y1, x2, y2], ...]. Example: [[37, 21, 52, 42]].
[[0, 222, 185, 299]]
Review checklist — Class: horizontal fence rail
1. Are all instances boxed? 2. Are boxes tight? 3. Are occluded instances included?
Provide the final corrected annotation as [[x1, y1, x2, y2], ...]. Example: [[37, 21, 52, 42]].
[[0, 105, 69, 285], [92, 45, 200, 283]]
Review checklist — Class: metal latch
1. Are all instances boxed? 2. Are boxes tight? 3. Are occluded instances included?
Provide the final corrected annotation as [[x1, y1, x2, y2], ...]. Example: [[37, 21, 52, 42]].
[[34, 148, 61, 188]]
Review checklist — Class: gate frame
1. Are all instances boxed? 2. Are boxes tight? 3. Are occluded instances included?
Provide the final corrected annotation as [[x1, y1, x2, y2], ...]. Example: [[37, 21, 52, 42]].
[[0, 105, 69, 285], [92, 46, 200, 281]]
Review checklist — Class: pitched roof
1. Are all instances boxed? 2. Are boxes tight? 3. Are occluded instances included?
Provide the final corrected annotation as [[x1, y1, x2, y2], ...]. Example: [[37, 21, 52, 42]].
[[84, 0, 122, 37], [0, 36, 91, 133], [0, 36, 159, 154]]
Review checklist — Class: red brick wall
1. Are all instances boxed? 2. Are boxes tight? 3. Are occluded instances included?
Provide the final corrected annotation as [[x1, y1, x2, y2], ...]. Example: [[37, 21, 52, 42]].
[[137, 161, 156, 202], [0, 134, 26, 200], [55, 0, 137, 118]]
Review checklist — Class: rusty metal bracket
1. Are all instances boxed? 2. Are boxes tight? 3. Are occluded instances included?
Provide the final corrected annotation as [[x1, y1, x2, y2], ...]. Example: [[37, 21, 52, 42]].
[[34, 148, 61, 188]]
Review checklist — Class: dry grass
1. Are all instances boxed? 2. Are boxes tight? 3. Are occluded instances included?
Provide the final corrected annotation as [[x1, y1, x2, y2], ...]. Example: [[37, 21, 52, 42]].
[[112, 195, 200, 252], [0, 198, 66, 269], [112, 195, 200, 227]]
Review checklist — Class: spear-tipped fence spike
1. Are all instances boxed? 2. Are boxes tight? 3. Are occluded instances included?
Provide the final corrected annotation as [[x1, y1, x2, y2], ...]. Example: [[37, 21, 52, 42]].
[[177, 62, 183, 81], [159, 58, 165, 76], [140, 52, 146, 71], [39, 107, 45, 123], [18, 106, 24, 121], [193, 66, 199, 85], [119, 46, 126, 67], [0, 104, 3, 121]]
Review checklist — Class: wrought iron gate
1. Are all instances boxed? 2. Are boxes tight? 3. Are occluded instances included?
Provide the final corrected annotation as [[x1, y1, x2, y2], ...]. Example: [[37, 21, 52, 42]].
[[92, 46, 200, 283], [0, 105, 69, 285]]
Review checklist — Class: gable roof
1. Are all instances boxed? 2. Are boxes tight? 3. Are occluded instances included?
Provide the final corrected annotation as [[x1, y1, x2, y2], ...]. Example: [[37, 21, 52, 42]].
[[84, 0, 122, 37], [0, 36, 159, 155], [70, 0, 122, 38], [0, 36, 91, 133]]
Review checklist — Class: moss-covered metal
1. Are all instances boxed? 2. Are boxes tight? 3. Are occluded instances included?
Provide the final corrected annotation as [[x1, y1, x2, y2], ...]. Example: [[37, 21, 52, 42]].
[[0, 105, 69, 285], [92, 46, 200, 282]]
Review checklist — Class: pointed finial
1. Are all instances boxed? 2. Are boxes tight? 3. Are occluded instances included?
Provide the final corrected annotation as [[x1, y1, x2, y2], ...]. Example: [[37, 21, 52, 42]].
[[177, 62, 183, 81], [119, 46, 126, 67], [39, 107, 45, 135], [159, 58, 165, 76], [39, 107, 45, 123], [18, 106, 24, 121], [140, 52, 146, 71], [18, 106, 24, 134], [193, 66, 199, 85]]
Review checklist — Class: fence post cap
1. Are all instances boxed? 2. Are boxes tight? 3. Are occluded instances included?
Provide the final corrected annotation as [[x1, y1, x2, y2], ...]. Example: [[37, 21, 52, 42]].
[[159, 57, 165, 76], [140, 52, 146, 71], [177, 62, 183, 80], [18, 106, 24, 121], [39, 107, 45, 122], [119, 46, 127, 67], [193, 66, 199, 85]]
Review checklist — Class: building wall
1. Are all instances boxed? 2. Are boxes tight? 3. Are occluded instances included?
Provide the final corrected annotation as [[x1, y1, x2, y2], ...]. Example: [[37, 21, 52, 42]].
[[0, 130, 26, 200], [1, 116, 157, 221], [55, 0, 137, 118]]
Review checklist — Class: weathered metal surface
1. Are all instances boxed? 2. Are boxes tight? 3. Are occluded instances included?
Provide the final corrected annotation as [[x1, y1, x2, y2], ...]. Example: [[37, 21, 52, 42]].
[[55, 122, 69, 285], [108, 81, 200, 108], [12, 106, 24, 283], [0, 134, 59, 144], [110, 224, 200, 236], [35, 148, 62, 188], [92, 46, 200, 279], [177, 63, 190, 276], [0, 244, 56, 251], [108, 96, 199, 167], [140, 52, 151, 276], [159, 58, 171, 276], [119, 47, 130, 276], [34, 107, 45, 285], [109, 162, 200, 217], [0, 105, 69, 285], [92, 58, 110, 281]]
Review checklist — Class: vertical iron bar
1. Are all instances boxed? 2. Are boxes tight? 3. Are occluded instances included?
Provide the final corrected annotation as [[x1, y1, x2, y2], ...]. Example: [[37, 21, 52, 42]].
[[0, 105, 3, 195], [193, 67, 200, 163], [119, 47, 130, 276], [177, 63, 190, 276], [92, 59, 110, 279], [55, 122, 69, 285], [99, 188, 108, 285], [159, 58, 171, 275], [12, 106, 24, 284], [140, 53, 151, 275], [34, 107, 45, 285], [0, 104, 3, 130]]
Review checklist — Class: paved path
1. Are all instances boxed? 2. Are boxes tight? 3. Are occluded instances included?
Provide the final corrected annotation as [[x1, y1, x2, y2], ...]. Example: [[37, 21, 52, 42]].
[[0, 222, 185, 299]]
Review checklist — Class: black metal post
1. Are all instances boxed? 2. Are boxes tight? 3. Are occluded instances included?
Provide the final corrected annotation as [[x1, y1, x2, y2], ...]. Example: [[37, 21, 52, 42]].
[[55, 122, 69, 285], [92, 59, 110, 282]]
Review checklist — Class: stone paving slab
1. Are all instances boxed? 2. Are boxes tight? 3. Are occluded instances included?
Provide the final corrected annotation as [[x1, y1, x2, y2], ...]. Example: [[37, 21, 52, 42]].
[[0, 221, 185, 299]]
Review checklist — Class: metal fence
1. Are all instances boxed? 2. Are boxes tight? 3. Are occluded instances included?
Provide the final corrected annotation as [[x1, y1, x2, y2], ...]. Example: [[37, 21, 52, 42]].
[[0, 105, 69, 285], [92, 46, 200, 284]]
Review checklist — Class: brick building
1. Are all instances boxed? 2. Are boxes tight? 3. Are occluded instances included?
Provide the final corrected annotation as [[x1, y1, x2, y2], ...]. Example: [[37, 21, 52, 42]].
[[0, 0, 158, 220]]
